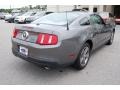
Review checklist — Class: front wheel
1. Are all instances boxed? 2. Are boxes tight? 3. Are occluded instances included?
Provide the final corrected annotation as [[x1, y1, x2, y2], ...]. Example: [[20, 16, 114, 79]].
[[74, 43, 91, 70], [106, 31, 114, 45]]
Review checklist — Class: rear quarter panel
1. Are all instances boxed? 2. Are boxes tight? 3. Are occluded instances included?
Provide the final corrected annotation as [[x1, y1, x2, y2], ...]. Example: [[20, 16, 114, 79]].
[[58, 25, 95, 58]]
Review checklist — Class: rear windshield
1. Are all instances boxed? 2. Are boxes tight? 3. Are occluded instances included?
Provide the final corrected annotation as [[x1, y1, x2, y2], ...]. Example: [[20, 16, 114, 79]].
[[32, 12, 82, 25], [34, 12, 45, 17]]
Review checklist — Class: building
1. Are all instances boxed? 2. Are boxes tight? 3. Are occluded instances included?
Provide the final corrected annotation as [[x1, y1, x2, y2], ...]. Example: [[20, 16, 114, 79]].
[[47, 5, 120, 17]]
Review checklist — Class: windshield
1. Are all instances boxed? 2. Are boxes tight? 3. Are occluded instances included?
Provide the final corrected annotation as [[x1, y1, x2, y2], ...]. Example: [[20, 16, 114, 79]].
[[22, 12, 35, 16], [32, 12, 82, 25], [12, 13, 19, 16], [13, 13, 20, 16]]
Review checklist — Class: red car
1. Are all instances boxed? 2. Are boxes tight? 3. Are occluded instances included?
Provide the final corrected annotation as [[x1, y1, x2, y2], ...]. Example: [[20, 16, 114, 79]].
[[115, 17, 120, 24]]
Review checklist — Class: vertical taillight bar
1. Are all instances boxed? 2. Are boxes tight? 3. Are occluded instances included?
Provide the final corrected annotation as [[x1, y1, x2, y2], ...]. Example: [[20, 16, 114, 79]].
[[13, 28, 19, 38], [36, 33, 58, 45]]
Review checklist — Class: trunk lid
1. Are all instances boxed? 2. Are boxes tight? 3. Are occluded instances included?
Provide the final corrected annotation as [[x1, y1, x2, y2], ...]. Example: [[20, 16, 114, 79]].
[[15, 24, 65, 43]]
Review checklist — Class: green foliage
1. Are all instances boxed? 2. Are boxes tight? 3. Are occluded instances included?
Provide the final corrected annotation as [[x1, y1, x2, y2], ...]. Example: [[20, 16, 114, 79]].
[[0, 9, 12, 13], [0, 5, 47, 13]]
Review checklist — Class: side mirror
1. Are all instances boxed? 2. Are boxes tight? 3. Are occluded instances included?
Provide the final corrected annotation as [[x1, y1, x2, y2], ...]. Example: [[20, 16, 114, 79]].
[[105, 19, 111, 25]]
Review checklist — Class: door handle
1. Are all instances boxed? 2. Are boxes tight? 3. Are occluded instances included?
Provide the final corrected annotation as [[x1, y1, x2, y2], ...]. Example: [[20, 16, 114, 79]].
[[93, 31, 100, 37]]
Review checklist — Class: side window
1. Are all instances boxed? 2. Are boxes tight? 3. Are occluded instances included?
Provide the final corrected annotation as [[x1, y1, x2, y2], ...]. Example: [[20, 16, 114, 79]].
[[79, 17, 90, 25], [90, 15, 103, 25], [96, 15, 105, 24]]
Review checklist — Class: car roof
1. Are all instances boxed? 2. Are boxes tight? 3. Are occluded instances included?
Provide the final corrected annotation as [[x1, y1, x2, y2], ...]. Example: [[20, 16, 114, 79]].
[[50, 11, 99, 20], [55, 11, 94, 16]]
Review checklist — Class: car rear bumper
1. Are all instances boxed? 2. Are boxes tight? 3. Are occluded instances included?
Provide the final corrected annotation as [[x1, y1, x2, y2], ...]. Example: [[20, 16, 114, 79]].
[[115, 21, 120, 24], [115, 19, 120, 24], [14, 19, 25, 23], [12, 48, 63, 67], [24, 20, 33, 23], [12, 38, 78, 67]]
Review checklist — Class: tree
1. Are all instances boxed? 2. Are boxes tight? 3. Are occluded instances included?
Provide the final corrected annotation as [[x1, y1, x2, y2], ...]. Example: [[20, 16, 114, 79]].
[[0, 9, 12, 13], [29, 5, 33, 9], [41, 5, 47, 11], [35, 5, 41, 9]]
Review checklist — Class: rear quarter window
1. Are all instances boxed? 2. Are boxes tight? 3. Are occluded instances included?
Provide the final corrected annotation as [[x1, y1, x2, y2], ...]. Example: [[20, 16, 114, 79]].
[[79, 17, 90, 25]]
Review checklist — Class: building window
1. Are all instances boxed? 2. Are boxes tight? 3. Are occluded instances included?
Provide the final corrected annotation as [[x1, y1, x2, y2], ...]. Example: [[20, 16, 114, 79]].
[[82, 8, 89, 11], [93, 8, 97, 12]]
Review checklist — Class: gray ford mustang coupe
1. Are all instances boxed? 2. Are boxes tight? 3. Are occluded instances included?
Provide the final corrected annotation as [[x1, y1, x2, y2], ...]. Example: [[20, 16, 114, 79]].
[[12, 11, 115, 70]]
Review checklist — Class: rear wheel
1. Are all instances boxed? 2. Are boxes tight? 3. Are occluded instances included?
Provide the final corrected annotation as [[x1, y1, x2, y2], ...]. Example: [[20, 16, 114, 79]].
[[74, 43, 91, 70], [106, 31, 114, 45]]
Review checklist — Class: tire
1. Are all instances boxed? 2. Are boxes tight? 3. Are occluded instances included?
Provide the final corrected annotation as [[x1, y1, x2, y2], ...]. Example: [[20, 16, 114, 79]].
[[74, 43, 91, 70], [106, 31, 114, 45], [8, 21, 11, 23]]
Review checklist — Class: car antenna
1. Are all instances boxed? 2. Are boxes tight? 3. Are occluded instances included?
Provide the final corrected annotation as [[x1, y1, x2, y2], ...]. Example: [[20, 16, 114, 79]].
[[66, 11, 69, 30]]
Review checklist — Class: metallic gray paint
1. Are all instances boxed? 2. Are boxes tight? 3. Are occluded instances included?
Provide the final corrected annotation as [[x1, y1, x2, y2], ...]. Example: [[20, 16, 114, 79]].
[[12, 12, 115, 67]]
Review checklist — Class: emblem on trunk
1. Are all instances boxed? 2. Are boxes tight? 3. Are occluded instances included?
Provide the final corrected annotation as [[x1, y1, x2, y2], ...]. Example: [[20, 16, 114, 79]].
[[22, 31, 29, 40]]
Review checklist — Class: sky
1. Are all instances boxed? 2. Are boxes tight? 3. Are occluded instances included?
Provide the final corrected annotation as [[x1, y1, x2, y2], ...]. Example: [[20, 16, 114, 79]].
[[0, 0, 48, 9], [0, 0, 119, 9]]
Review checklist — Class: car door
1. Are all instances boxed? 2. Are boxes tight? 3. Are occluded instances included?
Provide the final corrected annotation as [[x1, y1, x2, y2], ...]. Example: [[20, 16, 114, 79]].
[[90, 14, 105, 49], [96, 14, 112, 43]]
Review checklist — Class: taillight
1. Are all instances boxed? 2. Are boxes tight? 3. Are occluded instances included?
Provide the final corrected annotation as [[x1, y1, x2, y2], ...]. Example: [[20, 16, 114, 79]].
[[36, 33, 58, 45], [13, 28, 19, 38]]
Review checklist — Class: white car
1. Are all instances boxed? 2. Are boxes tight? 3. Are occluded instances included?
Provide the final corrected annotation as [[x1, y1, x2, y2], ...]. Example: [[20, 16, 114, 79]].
[[4, 14, 12, 21], [14, 12, 36, 23]]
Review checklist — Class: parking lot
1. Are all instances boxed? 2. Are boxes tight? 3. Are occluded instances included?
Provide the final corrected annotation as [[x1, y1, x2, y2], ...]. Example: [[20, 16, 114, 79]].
[[0, 20, 120, 85]]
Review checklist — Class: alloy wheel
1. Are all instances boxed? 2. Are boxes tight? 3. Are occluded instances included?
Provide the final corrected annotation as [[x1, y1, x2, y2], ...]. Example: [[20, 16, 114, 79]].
[[79, 46, 90, 67]]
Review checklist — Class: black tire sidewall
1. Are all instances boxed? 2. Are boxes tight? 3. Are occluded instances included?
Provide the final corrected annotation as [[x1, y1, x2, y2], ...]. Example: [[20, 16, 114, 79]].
[[74, 43, 91, 70], [110, 31, 114, 44], [107, 31, 115, 45]]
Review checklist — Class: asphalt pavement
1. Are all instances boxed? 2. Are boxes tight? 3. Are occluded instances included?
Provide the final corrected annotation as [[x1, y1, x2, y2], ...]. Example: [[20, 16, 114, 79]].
[[0, 20, 120, 85]]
